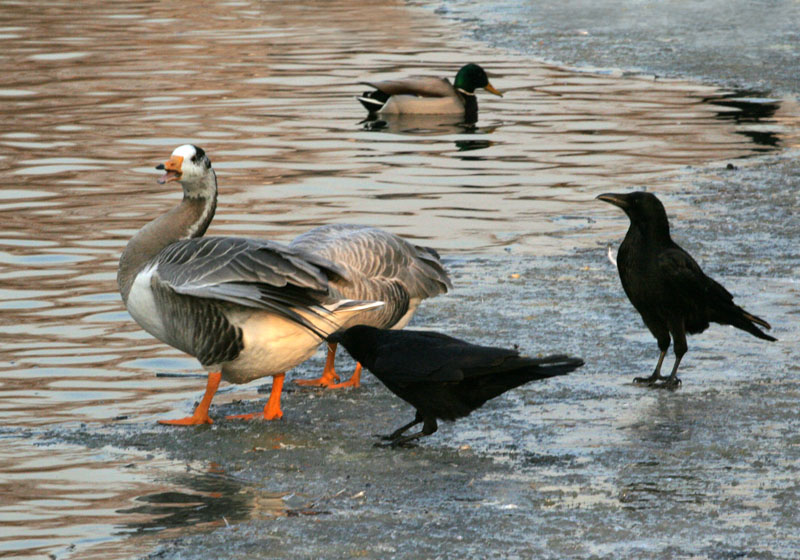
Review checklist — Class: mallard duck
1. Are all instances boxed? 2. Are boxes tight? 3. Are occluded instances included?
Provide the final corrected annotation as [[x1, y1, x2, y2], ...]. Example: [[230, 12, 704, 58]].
[[118, 144, 383, 425], [357, 63, 502, 117]]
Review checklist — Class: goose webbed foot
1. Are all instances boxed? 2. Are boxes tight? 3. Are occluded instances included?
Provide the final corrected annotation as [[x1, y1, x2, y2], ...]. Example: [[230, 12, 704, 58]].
[[295, 343, 343, 387], [326, 363, 362, 390], [227, 373, 285, 421], [294, 370, 339, 387], [159, 412, 213, 426], [159, 371, 220, 427]]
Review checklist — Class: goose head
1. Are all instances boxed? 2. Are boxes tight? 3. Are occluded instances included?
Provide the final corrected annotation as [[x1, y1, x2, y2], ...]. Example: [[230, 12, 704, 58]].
[[156, 144, 216, 198]]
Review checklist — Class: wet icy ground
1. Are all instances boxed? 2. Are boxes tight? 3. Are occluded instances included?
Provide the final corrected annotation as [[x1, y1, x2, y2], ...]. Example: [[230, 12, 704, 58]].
[[49, 154, 797, 559], [436, 0, 800, 96], [3, 0, 798, 557], [134, 0, 800, 553]]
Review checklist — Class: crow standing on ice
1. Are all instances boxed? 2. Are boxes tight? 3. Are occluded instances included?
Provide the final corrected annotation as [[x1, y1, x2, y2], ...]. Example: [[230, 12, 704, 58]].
[[328, 325, 584, 447], [597, 191, 776, 388]]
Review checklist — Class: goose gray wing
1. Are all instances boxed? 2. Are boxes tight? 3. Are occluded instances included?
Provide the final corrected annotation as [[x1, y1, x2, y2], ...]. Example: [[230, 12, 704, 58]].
[[290, 225, 451, 328], [360, 76, 455, 98], [153, 236, 351, 337]]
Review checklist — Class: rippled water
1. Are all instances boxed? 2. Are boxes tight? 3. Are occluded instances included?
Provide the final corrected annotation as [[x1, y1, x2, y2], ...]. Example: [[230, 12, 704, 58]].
[[0, 1, 798, 558]]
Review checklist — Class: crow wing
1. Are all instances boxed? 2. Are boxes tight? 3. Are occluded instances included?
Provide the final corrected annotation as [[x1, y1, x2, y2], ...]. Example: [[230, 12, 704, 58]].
[[371, 330, 518, 384], [658, 246, 734, 305]]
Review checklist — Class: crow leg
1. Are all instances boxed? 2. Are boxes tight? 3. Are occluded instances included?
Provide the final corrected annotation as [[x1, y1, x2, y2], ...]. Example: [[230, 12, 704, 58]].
[[376, 417, 437, 448], [635, 330, 671, 384], [378, 412, 423, 441], [659, 354, 684, 389], [658, 325, 686, 389], [634, 350, 670, 384]]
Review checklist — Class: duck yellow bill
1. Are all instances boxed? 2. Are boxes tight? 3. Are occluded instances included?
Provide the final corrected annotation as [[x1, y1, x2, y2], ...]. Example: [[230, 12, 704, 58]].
[[156, 155, 183, 184], [484, 82, 503, 97]]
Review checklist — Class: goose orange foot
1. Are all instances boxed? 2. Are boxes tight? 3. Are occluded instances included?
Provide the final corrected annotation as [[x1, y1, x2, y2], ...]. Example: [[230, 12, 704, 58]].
[[328, 362, 363, 389], [294, 342, 340, 387], [226, 373, 285, 421], [159, 371, 221, 426], [293, 370, 339, 387], [159, 411, 214, 425]]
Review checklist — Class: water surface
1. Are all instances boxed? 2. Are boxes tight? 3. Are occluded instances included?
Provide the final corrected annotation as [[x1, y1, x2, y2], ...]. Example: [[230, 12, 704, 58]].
[[0, 1, 798, 558]]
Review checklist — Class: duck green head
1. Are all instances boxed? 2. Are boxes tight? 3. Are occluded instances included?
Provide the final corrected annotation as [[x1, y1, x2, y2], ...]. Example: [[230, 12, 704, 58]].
[[454, 63, 503, 96]]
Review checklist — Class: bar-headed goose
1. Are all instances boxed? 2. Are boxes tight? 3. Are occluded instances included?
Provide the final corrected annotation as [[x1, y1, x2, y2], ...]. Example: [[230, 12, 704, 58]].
[[291, 224, 451, 389], [357, 63, 502, 118], [118, 144, 383, 425]]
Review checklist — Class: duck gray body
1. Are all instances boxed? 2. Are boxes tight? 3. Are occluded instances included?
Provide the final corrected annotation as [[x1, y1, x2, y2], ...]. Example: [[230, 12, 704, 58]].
[[360, 77, 468, 115]]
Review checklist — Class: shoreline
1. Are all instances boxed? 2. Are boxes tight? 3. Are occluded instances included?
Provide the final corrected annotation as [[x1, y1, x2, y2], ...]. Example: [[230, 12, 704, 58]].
[[427, 0, 800, 99], [2, 1, 797, 559]]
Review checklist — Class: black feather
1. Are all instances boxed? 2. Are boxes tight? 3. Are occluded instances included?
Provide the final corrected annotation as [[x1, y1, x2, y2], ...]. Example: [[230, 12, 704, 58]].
[[598, 191, 776, 388], [331, 326, 583, 447]]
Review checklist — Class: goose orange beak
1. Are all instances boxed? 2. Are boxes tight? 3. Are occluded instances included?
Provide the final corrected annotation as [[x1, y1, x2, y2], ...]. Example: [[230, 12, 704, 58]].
[[156, 155, 184, 184]]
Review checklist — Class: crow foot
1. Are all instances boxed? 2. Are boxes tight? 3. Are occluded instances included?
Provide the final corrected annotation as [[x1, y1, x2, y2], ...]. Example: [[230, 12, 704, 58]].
[[654, 377, 682, 390], [633, 374, 670, 385]]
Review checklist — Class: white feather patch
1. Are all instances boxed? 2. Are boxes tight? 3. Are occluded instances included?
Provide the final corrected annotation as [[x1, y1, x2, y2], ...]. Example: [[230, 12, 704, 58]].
[[323, 299, 385, 313], [607, 246, 618, 267], [126, 263, 168, 341], [172, 144, 197, 159]]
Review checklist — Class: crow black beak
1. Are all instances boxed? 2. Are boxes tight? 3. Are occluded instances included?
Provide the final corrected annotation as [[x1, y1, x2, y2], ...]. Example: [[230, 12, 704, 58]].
[[596, 193, 630, 209]]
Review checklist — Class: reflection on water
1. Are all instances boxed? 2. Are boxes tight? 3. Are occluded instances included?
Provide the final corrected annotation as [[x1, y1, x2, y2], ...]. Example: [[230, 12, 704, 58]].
[[116, 469, 255, 535], [0, 435, 283, 560], [704, 91, 783, 148], [0, 0, 798, 558], [361, 113, 478, 135]]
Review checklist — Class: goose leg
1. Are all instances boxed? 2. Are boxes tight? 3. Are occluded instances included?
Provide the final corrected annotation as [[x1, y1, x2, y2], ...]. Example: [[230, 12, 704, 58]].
[[227, 373, 285, 421], [294, 343, 341, 387], [328, 362, 363, 389], [159, 371, 221, 426]]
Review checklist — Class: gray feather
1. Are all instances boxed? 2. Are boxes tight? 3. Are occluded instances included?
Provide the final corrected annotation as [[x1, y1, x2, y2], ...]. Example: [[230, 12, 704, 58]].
[[290, 225, 451, 329], [150, 281, 244, 367], [153, 237, 351, 338]]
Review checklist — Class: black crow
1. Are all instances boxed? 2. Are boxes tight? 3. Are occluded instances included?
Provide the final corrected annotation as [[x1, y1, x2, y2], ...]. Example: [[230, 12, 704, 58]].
[[328, 325, 584, 447], [597, 191, 776, 388]]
